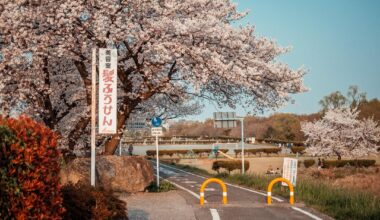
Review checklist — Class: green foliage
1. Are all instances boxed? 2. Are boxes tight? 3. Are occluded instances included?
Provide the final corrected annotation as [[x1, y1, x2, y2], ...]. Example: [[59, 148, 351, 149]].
[[303, 159, 316, 168], [212, 160, 250, 174], [319, 91, 347, 111], [61, 183, 127, 220], [147, 181, 176, 193], [322, 160, 376, 168], [0, 116, 64, 219], [291, 146, 306, 154]]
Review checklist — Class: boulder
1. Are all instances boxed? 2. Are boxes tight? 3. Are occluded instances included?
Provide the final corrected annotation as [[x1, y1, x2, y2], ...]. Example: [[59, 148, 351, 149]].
[[60, 156, 154, 192]]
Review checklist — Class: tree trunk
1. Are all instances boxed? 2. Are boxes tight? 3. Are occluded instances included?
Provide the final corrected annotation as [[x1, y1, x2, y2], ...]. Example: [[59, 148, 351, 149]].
[[103, 105, 129, 155], [103, 99, 141, 155]]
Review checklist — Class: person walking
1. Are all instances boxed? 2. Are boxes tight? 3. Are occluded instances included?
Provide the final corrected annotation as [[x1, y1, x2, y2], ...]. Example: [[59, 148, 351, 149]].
[[128, 144, 134, 156]]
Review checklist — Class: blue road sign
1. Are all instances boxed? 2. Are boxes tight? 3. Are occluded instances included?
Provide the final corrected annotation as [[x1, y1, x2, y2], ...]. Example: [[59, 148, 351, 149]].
[[151, 117, 162, 127]]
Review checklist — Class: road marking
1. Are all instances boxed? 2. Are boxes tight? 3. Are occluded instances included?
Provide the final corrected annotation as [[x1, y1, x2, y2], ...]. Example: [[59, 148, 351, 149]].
[[156, 162, 283, 202], [182, 180, 196, 184], [210, 209, 220, 220], [291, 207, 323, 220], [205, 188, 216, 191], [154, 175, 207, 203], [155, 162, 324, 220]]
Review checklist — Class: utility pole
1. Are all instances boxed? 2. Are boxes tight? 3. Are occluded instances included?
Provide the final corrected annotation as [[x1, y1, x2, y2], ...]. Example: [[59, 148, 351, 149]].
[[239, 117, 245, 174]]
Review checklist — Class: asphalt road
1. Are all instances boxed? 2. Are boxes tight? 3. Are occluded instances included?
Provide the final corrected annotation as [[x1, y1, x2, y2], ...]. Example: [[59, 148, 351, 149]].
[[151, 161, 329, 220]]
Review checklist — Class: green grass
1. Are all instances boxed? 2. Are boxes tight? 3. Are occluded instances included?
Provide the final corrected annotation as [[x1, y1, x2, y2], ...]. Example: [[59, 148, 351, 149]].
[[164, 162, 380, 220], [147, 181, 176, 193]]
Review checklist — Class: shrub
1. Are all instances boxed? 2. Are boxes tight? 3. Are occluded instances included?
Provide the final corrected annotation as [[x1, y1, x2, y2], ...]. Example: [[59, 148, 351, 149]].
[[323, 159, 376, 168], [263, 148, 281, 155], [303, 159, 315, 168], [0, 116, 64, 219], [61, 183, 127, 220], [193, 149, 212, 157], [212, 160, 250, 174], [291, 146, 306, 154], [147, 181, 176, 193], [234, 148, 280, 157]]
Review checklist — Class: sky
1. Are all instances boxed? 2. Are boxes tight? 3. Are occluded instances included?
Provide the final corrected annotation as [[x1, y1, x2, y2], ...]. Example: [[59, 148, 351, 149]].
[[187, 0, 380, 121]]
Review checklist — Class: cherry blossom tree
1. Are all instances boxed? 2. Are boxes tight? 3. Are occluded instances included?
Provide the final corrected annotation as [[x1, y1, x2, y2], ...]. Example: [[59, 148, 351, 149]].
[[301, 108, 380, 160], [0, 0, 306, 155]]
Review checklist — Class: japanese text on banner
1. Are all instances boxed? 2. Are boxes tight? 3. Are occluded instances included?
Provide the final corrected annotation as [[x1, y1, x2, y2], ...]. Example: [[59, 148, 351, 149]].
[[98, 49, 117, 134]]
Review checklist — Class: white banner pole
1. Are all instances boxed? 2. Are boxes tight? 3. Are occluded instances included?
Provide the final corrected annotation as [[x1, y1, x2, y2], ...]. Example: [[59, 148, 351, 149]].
[[91, 48, 97, 186]]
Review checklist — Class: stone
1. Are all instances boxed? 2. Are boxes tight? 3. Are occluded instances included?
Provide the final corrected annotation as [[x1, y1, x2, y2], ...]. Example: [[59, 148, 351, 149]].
[[60, 155, 154, 192]]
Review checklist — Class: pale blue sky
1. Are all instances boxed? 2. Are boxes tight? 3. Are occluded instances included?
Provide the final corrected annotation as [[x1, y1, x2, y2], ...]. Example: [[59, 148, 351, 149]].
[[188, 0, 380, 121]]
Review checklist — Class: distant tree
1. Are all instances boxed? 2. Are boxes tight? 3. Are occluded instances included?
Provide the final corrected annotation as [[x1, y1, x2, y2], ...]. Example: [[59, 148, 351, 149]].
[[358, 98, 380, 122], [319, 91, 347, 111], [302, 108, 380, 160], [319, 85, 367, 112], [347, 85, 366, 109]]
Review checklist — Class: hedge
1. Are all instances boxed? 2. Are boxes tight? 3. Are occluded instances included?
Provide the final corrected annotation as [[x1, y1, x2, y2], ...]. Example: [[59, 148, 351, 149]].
[[234, 148, 281, 157], [322, 159, 376, 168], [303, 159, 315, 168], [256, 138, 304, 146], [192, 149, 212, 154], [212, 160, 250, 174], [291, 146, 306, 154], [0, 116, 64, 219]]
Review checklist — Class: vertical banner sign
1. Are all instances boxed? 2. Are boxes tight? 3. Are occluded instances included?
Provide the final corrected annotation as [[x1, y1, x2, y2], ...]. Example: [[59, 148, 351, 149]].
[[282, 158, 298, 187], [99, 49, 117, 134]]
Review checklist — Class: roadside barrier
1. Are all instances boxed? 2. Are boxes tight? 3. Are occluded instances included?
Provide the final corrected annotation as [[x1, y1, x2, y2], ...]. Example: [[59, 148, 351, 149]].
[[267, 177, 294, 205], [200, 178, 227, 205]]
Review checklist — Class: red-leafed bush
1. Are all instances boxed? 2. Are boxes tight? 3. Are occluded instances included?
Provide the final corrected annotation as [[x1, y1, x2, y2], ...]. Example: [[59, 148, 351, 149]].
[[0, 116, 64, 219]]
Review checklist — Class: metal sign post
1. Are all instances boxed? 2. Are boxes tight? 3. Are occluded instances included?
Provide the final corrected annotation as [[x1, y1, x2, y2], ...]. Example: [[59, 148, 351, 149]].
[[151, 117, 163, 187], [240, 117, 245, 174], [213, 112, 246, 174], [155, 134, 160, 187]]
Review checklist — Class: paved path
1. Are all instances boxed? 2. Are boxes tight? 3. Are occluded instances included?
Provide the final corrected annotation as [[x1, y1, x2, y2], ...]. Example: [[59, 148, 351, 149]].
[[120, 191, 196, 220], [151, 161, 331, 220]]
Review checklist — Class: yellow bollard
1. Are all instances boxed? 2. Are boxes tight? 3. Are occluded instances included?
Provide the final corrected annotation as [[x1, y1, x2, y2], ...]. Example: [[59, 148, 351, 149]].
[[200, 178, 228, 205], [267, 177, 294, 205]]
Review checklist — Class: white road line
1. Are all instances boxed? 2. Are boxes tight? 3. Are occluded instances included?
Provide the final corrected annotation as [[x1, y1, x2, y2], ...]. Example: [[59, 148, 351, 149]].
[[291, 207, 323, 220], [156, 162, 283, 202], [154, 175, 207, 203], [210, 209, 221, 220], [155, 162, 323, 220], [183, 181, 197, 184], [205, 188, 216, 191]]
